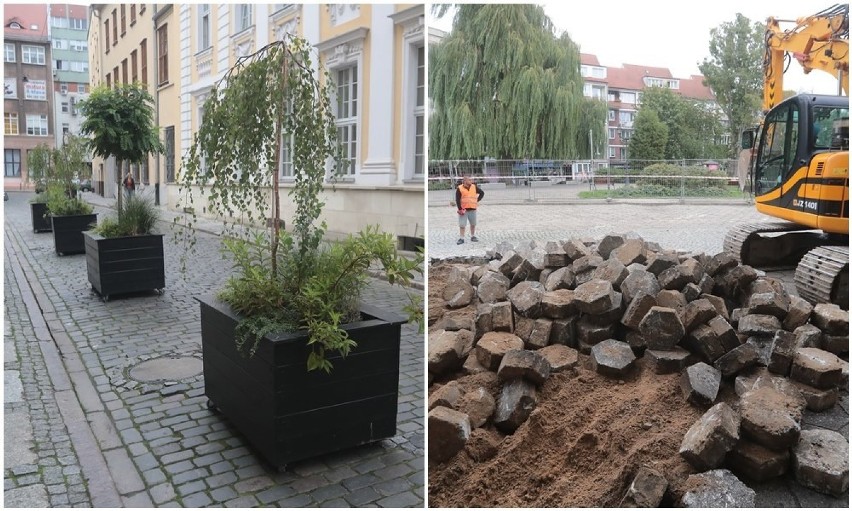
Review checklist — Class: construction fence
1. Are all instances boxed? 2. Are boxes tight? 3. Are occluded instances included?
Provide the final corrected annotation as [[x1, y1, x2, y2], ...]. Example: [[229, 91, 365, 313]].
[[428, 158, 751, 206]]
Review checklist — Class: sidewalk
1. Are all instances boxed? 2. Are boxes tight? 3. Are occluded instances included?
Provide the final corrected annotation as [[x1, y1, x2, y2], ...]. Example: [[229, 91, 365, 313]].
[[4, 191, 424, 507]]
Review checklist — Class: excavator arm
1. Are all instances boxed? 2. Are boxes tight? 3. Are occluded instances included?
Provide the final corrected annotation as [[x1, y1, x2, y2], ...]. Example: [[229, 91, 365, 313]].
[[763, 4, 849, 112]]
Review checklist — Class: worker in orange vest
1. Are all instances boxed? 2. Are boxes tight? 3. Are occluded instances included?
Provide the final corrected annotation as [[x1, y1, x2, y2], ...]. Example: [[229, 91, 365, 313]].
[[455, 176, 485, 245]]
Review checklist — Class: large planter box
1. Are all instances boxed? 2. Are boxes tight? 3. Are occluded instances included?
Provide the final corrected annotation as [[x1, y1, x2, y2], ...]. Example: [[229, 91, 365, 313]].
[[84, 231, 165, 300], [31, 202, 52, 233], [52, 214, 98, 255], [198, 295, 406, 470]]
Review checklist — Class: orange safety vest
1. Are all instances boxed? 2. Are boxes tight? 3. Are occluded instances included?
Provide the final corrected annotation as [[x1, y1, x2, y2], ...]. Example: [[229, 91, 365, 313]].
[[458, 184, 479, 210]]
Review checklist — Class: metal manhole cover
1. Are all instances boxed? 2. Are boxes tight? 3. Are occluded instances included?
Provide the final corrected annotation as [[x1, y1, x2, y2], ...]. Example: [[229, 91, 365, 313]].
[[128, 357, 203, 382]]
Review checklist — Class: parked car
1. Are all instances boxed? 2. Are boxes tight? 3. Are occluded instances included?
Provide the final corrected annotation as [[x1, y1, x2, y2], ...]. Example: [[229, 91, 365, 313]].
[[74, 179, 94, 192]]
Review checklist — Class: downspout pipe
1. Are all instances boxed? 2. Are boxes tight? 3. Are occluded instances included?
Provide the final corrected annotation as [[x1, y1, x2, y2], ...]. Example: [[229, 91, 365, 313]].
[[153, 4, 160, 205]]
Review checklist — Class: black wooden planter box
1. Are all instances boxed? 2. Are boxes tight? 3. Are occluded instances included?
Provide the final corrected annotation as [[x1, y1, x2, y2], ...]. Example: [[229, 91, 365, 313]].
[[84, 231, 165, 300], [31, 202, 52, 233], [52, 214, 98, 255], [198, 295, 406, 470]]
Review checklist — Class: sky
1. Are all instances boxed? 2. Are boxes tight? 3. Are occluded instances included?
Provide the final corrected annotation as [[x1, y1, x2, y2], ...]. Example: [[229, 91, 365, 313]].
[[428, 0, 843, 95]]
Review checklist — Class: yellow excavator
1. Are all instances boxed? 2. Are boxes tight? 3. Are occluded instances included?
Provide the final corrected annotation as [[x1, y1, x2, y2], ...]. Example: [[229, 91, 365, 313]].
[[725, 4, 849, 309]]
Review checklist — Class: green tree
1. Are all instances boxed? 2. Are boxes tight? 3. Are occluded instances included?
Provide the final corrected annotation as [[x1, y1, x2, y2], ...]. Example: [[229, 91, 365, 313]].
[[26, 144, 53, 193], [629, 109, 668, 161], [638, 87, 726, 159], [698, 13, 764, 158], [78, 83, 164, 213], [429, 4, 605, 160]]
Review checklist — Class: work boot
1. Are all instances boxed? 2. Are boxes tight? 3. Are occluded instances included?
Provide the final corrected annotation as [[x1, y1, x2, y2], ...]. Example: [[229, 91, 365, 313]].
[[471, 236, 479, 242], [457, 238, 464, 245]]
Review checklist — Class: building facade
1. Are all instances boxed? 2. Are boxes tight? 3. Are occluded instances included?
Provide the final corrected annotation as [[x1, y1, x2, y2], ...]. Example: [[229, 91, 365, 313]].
[[4, 4, 54, 191], [48, 3, 90, 148], [173, 3, 425, 240], [580, 54, 719, 164]]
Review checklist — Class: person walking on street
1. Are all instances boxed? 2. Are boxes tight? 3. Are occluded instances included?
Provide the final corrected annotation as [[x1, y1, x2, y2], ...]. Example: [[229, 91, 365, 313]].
[[123, 172, 136, 199], [455, 176, 485, 244]]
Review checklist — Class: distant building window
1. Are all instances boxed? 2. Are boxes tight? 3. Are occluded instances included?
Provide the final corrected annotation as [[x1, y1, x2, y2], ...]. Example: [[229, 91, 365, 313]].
[[62, 123, 70, 134], [608, 128, 615, 140], [122, 59, 128, 84], [106, 73, 111, 89], [22, 45, 45, 65], [112, 9, 117, 44], [105, 19, 110, 49], [130, 4, 136, 25], [4, 113, 19, 135], [157, 25, 169, 85], [5, 149, 22, 177], [71, 18, 87, 30], [335, 65, 358, 176], [51, 16, 69, 28], [62, 101, 69, 113], [164, 126, 175, 182], [60, 82, 68, 94], [414, 45, 425, 176], [608, 109, 616, 121], [140, 4, 146, 15], [140, 39, 148, 85], [236, 4, 253, 32], [4, 43, 14, 62], [199, 5, 211, 50], [26, 114, 48, 136], [80, 84, 88, 93], [121, 4, 126, 35], [131, 50, 138, 82]]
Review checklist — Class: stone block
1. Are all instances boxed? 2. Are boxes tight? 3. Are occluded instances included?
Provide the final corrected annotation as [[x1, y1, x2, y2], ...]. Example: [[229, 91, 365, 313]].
[[713, 343, 759, 379], [738, 314, 782, 337], [437, 311, 475, 333], [457, 387, 496, 428], [739, 387, 802, 451], [477, 271, 510, 304], [791, 381, 839, 412], [794, 324, 823, 349], [428, 381, 462, 411], [768, 330, 797, 375], [682, 283, 702, 302], [714, 264, 760, 297], [680, 362, 722, 406], [492, 301, 514, 332], [428, 329, 473, 376], [700, 294, 729, 320], [443, 278, 476, 309], [525, 318, 552, 350], [708, 316, 741, 353], [507, 281, 545, 318], [544, 266, 574, 291], [572, 254, 604, 278], [811, 303, 849, 335], [697, 274, 715, 295], [593, 258, 629, 288], [474, 303, 494, 341], [590, 339, 636, 378], [638, 306, 685, 350], [790, 348, 844, 389], [576, 316, 615, 346], [646, 347, 694, 374], [463, 353, 489, 375], [681, 469, 755, 508], [510, 250, 546, 286], [498, 251, 523, 277], [538, 344, 579, 372], [783, 295, 813, 331], [706, 252, 739, 277], [540, 289, 576, 319], [428, 407, 470, 463], [475, 332, 525, 371], [746, 291, 789, 319], [679, 402, 740, 471], [680, 298, 718, 333], [682, 323, 727, 364], [562, 238, 591, 261], [621, 291, 657, 330], [597, 233, 625, 259], [612, 238, 647, 266], [543, 241, 568, 268], [655, 289, 687, 310], [584, 292, 624, 326], [494, 379, 537, 434], [793, 429, 849, 497], [549, 317, 577, 348], [573, 279, 616, 315], [727, 439, 789, 482], [497, 349, 551, 385], [621, 269, 661, 304], [821, 334, 848, 355], [621, 466, 668, 508], [645, 251, 679, 276]]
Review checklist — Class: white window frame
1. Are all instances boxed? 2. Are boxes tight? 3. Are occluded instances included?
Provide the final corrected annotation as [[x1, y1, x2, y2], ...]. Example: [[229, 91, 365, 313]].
[[391, 10, 425, 182], [4, 43, 15, 62], [22, 45, 45, 65], [335, 65, 359, 176], [26, 114, 48, 136], [236, 4, 253, 33], [608, 146, 616, 158], [608, 109, 615, 121], [608, 128, 616, 140], [414, 45, 425, 177], [196, 93, 209, 176], [199, 4, 211, 51]]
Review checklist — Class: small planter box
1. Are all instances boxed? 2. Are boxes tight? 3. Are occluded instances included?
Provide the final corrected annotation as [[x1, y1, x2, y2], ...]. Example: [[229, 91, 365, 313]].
[[52, 214, 98, 255], [84, 231, 165, 300], [398, 235, 424, 252], [198, 295, 406, 470], [31, 202, 52, 233]]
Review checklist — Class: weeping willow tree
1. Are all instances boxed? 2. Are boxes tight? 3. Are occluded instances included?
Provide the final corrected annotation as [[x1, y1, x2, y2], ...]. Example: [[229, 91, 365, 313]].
[[430, 4, 607, 160]]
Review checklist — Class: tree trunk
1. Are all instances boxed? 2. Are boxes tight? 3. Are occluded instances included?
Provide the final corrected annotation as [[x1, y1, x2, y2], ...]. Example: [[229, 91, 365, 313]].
[[116, 158, 123, 218]]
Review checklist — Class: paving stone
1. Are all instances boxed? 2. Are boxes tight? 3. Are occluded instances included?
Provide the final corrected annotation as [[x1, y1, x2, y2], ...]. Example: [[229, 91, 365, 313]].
[[593, 257, 630, 288], [543, 241, 568, 268], [681, 469, 755, 508], [746, 291, 789, 319], [575, 317, 615, 348], [792, 429, 849, 497], [590, 339, 636, 378], [706, 252, 738, 277], [783, 295, 813, 331], [727, 439, 789, 482], [713, 343, 759, 379], [620, 291, 657, 331], [537, 344, 579, 373], [427, 407, 470, 463], [494, 379, 537, 434], [794, 324, 823, 349], [768, 330, 797, 375], [638, 306, 685, 350], [476, 271, 510, 304], [507, 281, 545, 318], [540, 289, 576, 319], [620, 465, 667, 508], [821, 334, 848, 356], [475, 332, 525, 371], [611, 238, 647, 267], [456, 387, 495, 429], [428, 329, 473, 376], [655, 289, 687, 310], [497, 349, 551, 385], [679, 402, 740, 471], [442, 277, 475, 309], [597, 233, 625, 259], [739, 386, 802, 451], [620, 269, 661, 304], [791, 381, 839, 412], [645, 251, 679, 276], [811, 303, 849, 335], [427, 381, 462, 411], [738, 314, 782, 337], [645, 348, 694, 375], [680, 362, 722, 406], [680, 298, 718, 333], [790, 348, 844, 389], [573, 279, 616, 316], [544, 266, 575, 292]]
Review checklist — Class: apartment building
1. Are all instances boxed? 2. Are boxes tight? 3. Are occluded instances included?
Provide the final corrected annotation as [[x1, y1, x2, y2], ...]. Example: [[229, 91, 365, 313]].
[[580, 54, 718, 163], [176, 3, 425, 239], [4, 4, 54, 191], [88, 3, 168, 198], [49, 3, 90, 148]]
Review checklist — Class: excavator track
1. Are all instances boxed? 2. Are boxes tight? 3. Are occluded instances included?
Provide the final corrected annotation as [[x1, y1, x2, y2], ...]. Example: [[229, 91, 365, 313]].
[[795, 246, 849, 310], [724, 222, 849, 309]]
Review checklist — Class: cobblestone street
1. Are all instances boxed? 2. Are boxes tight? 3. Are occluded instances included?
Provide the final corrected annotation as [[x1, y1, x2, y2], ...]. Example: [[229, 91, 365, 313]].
[[4, 191, 424, 508]]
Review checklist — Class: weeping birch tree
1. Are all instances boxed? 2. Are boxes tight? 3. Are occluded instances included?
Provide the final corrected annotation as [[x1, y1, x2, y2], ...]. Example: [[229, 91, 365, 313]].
[[430, 4, 606, 160]]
